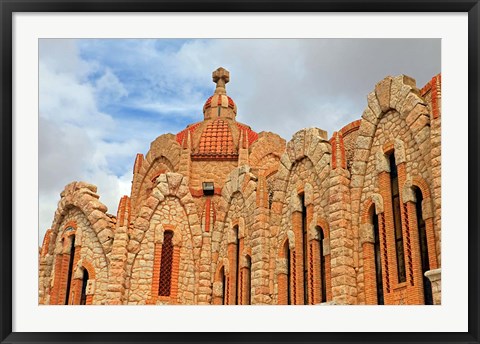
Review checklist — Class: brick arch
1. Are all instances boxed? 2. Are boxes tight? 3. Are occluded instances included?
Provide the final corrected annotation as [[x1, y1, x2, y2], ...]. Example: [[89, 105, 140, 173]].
[[79, 259, 97, 280], [49, 182, 113, 256], [262, 165, 279, 179], [360, 194, 384, 225], [212, 263, 227, 305], [216, 166, 256, 241], [131, 133, 181, 212], [350, 75, 431, 218], [361, 198, 376, 225], [213, 262, 224, 283], [132, 156, 176, 214], [219, 166, 256, 213], [128, 172, 201, 256], [404, 175, 438, 271], [284, 128, 331, 179], [278, 237, 290, 258], [148, 224, 182, 304], [68, 258, 97, 305], [311, 216, 332, 303], [411, 175, 432, 199], [126, 172, 201, 304], [40, 229, 53, 257], [248, 131, 286, 169], [315, 217, 330, 239]]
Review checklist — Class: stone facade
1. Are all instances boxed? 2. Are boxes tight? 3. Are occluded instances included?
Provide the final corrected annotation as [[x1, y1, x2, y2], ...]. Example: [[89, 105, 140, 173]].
[[39, 68, 441, 305]]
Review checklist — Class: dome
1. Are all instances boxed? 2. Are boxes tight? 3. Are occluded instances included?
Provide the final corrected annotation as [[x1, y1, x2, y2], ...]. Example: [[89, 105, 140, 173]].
[[192, 119, 237, 160], [175, 67, 259, 158], [203, 94, 237, 114]]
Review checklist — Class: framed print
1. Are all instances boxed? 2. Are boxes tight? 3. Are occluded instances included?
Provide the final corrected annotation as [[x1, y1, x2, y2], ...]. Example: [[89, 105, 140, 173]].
[[1, 1, 479, 344]]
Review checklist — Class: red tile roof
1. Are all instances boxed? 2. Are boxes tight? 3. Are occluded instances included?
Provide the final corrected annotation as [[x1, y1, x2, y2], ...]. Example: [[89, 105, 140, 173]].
[[192, 119, 238, 160]]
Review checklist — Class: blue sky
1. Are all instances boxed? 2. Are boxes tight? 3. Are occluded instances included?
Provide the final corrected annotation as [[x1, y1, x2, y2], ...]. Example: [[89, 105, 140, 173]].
[[39, 38, 440, 241]]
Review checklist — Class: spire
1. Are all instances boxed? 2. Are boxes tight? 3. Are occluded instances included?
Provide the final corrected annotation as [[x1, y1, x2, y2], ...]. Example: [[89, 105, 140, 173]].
[[212, 67, 230, 95]]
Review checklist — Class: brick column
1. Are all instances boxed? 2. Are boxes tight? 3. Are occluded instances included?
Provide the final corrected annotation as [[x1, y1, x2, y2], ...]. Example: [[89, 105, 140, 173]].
[[50, 254, 64, 305], [378, 170, 396, 304], [227, 242, 237, 305], [360, 223, 378, 305], [403, 199, 425, 304], [292, 211, 305, 304]]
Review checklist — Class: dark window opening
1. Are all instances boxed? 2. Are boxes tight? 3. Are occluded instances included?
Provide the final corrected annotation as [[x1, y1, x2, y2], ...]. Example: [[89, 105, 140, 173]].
[[415, 188, 433, 305], [80, 269, 89, 305], [285, 241, 291, 305], [202, 182, 214, 196], [373, 212, 385, 305], [220, 267, 226, 305], [158, 231, 174, 296], [318, 227, 327, 303], [234, 226, 240, 305], [245, 255, 251, 305], [390, 154, 406, 283], [301, 194, 308, 305], [65, 235, 76, 305]]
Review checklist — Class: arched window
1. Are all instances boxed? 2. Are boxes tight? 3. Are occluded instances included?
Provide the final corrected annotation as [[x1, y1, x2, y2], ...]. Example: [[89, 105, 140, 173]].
[[390, 154, 406, 283], [300, 193, 308, 305], [65, 235, 76, 305], [80, 269, 89, 305], [158, 230, 174, 297], [372, 211, 384, 305], [415, 188, 433, 305], [317, 227, 327, 303]]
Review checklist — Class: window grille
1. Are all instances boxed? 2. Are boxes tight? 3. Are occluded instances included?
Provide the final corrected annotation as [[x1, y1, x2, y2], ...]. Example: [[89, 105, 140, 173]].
[[158, 231, 174, 296]]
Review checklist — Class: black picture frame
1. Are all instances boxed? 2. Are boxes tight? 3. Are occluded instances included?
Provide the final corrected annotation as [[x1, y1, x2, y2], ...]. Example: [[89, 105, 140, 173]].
[[1, 1, 478, 343]]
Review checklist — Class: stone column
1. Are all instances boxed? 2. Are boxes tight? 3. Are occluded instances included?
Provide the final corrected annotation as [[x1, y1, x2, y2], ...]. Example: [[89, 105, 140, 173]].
[[328, 167, 356, 305], [106, 196, 130, 305], [425, 268, 441, 305]]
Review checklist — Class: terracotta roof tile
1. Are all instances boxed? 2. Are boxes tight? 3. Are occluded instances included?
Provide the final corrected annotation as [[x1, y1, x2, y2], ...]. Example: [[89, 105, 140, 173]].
[[193, 119, 238, 159]]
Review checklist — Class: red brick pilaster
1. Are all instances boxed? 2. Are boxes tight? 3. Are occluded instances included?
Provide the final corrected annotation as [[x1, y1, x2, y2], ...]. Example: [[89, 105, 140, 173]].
[[378, 171, 396, 304], [405, 201, 425, 304], [227, 242, 237, 305], [292, 211, 305, 304]]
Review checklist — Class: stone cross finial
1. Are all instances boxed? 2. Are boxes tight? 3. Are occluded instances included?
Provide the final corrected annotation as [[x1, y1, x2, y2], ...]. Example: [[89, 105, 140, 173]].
[[213, 67, 230, 94]]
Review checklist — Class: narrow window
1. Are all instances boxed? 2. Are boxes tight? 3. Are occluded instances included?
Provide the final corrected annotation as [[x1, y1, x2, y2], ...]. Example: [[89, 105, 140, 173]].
[[285, 241, 291, 305], [65, 235, 76, 305], [80, 269, 89, 305], [390, 154, 406, 283], [318, 227, 327, 303], [373, 212, 385, 305], [234, 226, 240, 305], [415, 188, 433, 305], [220, 266, 226, 305], [245, 255, 251, 305], [158, 231, 174, 296], [300, 194, 308, 304]]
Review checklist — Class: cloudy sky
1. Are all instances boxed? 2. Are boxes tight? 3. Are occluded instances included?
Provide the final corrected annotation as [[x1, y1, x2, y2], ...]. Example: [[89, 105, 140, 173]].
[[39, 38, 440, 242]]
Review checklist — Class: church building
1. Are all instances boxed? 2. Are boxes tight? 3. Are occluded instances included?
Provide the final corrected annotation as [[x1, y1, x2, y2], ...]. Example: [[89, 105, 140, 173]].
[[39, 67, 442, 305]]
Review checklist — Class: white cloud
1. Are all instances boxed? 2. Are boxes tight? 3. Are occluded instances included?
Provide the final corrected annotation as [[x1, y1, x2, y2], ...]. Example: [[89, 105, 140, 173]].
[[39, 40, 136, 240], [39, 38, 440, 243]]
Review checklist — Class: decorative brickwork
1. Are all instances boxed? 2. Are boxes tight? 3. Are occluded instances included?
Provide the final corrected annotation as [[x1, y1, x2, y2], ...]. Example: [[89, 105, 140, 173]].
[[39, 68, 441, 305]]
